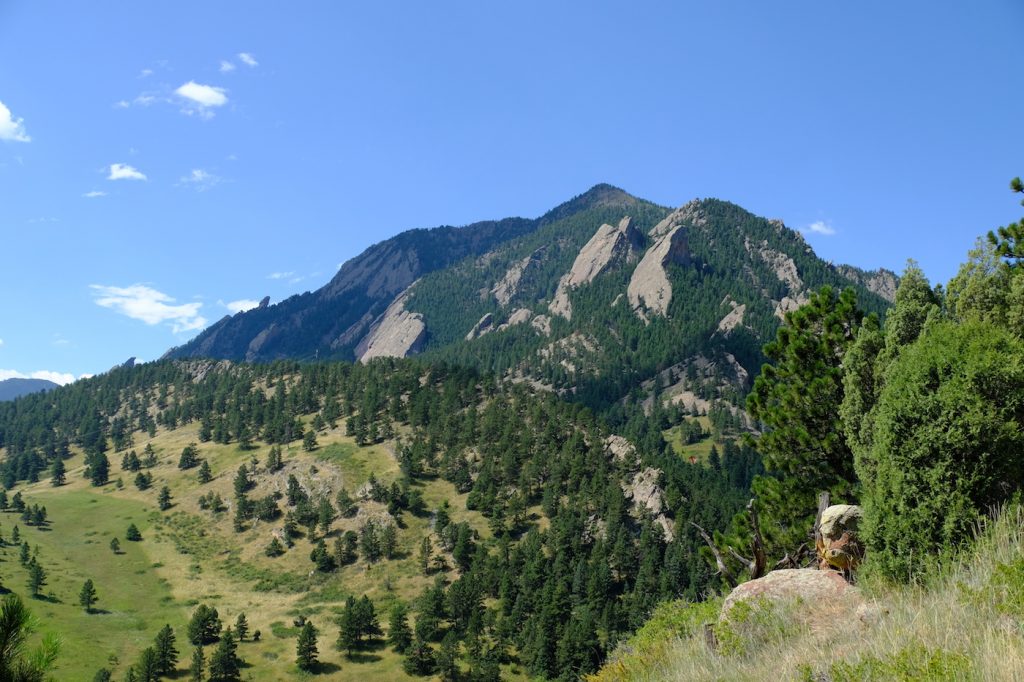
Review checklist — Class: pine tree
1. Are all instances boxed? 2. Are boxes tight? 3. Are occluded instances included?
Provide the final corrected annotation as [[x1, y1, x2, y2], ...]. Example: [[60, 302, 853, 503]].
[[157, 486, 172, 511], [234, 613, 249, 641], [126, 523, 142, 541], [153, 624, 179, 676], [197, 460, 212, 484], [436, 630, 460, 682], [207, 627, 241, 681], [303, 429, 318, 452], [135, 647, 160, 682], [265, 537, 285, 557], [403, 632, 436, 676], [295, 620, 319, 671], [178, 443, 199, 470], [387, 602, 413, 653], [188, 646, 205, 682], [110, 537, 121, 554], [50, 458, 66, 486], [27, 560, 46, 597], [79, 578, 97, 612]]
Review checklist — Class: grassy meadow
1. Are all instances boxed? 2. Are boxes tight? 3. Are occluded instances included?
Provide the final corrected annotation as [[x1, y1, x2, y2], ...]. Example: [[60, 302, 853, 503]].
[[0, 416, 522, 680]]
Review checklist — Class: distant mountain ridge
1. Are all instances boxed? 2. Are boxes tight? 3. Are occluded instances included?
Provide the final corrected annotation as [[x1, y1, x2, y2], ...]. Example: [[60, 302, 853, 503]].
[[165, 184, 895, 409], [0, 378, 59, 401]]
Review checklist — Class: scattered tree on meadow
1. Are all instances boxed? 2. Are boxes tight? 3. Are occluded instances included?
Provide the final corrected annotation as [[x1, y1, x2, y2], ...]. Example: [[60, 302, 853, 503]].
[[110, 537, 121, 553], [79, 579, 98, 612], [295, 621, 319, 671], [125, 523, 142, 541], [387, 602, 413, 653], [187, 604, 222, 645], [197, 459, 213, 484], [49, 458, 65, 487], [178, 443, 200, 470], [234, 613, 249, 642], [153, 624, 179, 676], [157, 486, 172, 511], [189, 645, 205, 682]]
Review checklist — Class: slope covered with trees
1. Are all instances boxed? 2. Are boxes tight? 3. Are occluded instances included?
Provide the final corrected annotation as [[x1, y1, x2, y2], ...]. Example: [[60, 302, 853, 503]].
[[0, 354, 758, 679]]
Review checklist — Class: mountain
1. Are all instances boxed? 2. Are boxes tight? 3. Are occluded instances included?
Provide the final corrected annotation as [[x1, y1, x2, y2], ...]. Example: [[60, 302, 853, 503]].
[[0, 377, 59, 401], [166, 185, 894, 414]]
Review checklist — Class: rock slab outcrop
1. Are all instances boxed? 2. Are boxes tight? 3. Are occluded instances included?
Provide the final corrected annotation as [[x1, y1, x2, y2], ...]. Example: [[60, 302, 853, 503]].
[[627, 207, 691, 319], [550, 216, 642, 319], [356, 288, 426, 362]]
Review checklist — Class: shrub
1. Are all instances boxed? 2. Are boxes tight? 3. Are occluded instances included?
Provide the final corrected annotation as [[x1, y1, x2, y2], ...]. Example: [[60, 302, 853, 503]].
[[859, 321, 1024, 581]]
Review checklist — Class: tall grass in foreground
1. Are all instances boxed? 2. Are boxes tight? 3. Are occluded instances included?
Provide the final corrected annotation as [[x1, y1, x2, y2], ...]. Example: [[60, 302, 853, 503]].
[[591, 506, 1024, 681]]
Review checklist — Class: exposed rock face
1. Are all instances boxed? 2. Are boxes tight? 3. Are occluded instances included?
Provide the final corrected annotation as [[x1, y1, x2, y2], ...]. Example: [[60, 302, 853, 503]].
[[531, 314, 552, 336], [717, 298, 747, 334], [774, 293, 810, 320], [466, 308, 532, 341], [759, 244, 804, 292], [627, 209, 691, 319], [550, 217, 643, 319], [466, 313, 495, 341], [492, 249, 543, 306], [356, 288, 426, 362], [500, 307, 533, 330], [604, 435, 637, 464], [837, 266, 899, 303], [720, 569, 864, 623], [622, 467, 675, 541]]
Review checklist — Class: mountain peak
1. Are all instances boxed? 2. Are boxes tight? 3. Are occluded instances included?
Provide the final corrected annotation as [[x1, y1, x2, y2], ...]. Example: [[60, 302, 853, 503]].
[[539, 184, 639, 225]]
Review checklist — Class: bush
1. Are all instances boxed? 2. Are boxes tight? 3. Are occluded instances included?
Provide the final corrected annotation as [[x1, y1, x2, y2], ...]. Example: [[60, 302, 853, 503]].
[[859, 321, 1024, 581]]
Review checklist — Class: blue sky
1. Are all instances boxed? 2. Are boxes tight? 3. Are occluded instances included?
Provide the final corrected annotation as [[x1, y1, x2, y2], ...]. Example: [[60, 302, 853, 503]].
[[1, 2, 1021, 383]]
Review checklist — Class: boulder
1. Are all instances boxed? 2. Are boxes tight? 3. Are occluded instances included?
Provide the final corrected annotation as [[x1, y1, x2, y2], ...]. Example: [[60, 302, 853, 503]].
[[720, 568, 864, 623], [465, 313, 495, 341], [817, 504, 864, 573]]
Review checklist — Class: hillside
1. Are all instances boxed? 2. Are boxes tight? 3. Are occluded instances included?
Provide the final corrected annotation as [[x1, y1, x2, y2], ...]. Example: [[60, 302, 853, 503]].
[[164, 186, 895, 414], [591, 506, 1024, 681], [0, 377, 59, 401], [0, 358, 757, 680]]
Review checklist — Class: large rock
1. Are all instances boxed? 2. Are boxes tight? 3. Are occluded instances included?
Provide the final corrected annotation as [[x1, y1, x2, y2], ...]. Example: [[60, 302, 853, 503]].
[[465, 313, 495, 341], [492, 249, 544, 306], [720, 569, 863, 623], [817, 504, 864, 572], [550, 216, 642, 319], [356, 288, 426, 362], [627, 208, 691, 319]]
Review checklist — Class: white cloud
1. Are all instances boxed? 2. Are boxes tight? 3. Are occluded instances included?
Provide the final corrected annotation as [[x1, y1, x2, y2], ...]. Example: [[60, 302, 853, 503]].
[[83, 190, 107, 198], [221, 298, 261, 314], [178, 168, 221, 191], [108, 163, 147, 181], [90, 284, 207, 333], [267, 271, 294, 280], [802, 220, 837, 237], [115, 100, 131, 109], [175, 81, 228, 112], [238, 52, 258, 67], [219, 60, 236, 73], [0, 369, 80, 386], [139, 68, 154, 78], [0, 100, 30, 142], [0, 338, 4, 346]]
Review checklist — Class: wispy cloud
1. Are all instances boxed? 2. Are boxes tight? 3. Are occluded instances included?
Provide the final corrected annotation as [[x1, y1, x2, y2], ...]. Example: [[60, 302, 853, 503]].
[[0, 368, 82, 386], [83, 190, 107, 198], [238, 52, 258, 67], [801, 220, 837, 237], [219, 60, 236, 73], [91, 284, 207, 333], [178, 168, 221, 191], [108, 163, 147, 181], [175, 81, 228, 117], [221, 298, 261, 314], [267, 271, 294, 280], [139, 68, 154, 78], [0, 338, 4, 347], [0, 100, 30, 142]]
